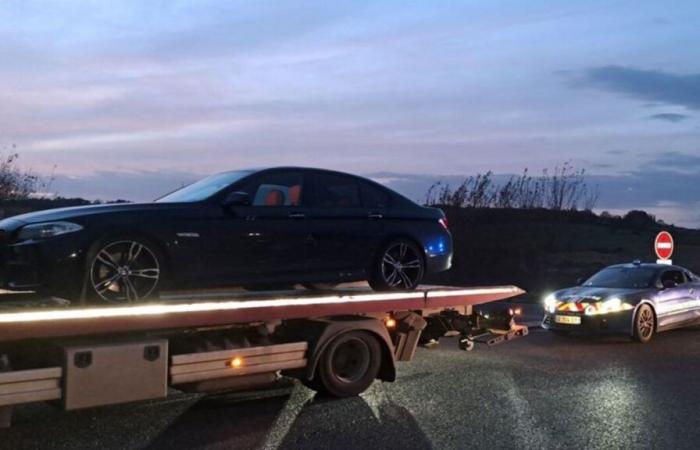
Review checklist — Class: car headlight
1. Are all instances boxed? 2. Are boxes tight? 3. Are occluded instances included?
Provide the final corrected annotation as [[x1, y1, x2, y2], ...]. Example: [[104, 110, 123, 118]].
[[544, 294, 557, 313], [585, 297, 633, 316], [17, 222, 84, 241]]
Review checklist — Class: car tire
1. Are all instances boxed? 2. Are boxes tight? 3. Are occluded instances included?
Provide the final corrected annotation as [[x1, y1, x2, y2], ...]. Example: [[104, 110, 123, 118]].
[[84, 235, 164, 304], [368, 239, 425, 291], [632, 304, 655, 343], [317, 330, 382, 397]]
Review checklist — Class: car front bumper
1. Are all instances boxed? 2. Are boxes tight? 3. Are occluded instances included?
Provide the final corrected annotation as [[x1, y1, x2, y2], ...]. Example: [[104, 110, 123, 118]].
[[0, 236, 85, 293], [542, 310, 634, 335]]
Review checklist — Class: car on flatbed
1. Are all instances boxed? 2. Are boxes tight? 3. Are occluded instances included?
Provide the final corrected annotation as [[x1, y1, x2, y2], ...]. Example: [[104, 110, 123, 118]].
[[0, 167, 452, 303], [542, 262, 700, 342]]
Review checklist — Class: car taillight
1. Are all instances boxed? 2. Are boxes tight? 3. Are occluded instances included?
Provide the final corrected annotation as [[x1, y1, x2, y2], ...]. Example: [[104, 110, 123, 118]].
[[439, 217, 449, 230]]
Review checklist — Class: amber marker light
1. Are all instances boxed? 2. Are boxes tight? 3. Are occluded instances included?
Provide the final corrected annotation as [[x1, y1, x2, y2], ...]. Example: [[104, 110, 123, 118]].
[[229, 357, 243, 368]]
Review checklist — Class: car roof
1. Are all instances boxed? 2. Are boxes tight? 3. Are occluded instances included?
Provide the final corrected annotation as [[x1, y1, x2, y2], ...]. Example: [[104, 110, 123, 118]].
[[215, 167, 418, 206], [240, 166, 365, 176], [220, 166, 397, 191], [607, 262, 690, 272]]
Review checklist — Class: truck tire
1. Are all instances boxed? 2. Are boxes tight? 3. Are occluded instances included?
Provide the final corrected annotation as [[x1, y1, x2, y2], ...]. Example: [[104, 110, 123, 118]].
[[317, 330, 382, 397]]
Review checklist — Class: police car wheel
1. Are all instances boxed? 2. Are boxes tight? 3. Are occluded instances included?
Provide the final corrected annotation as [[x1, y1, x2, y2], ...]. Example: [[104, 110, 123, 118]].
[[633, 304, 655, 343]]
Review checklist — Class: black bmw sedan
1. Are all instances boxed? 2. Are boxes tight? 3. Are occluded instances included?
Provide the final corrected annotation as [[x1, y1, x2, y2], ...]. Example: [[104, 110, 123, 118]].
[[542, 262, 700, 343], [0, 167, 452, 303]]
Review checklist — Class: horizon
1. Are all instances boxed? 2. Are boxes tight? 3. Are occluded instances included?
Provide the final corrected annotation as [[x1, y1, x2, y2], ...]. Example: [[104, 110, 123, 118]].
[[2, 1, 700, 226]]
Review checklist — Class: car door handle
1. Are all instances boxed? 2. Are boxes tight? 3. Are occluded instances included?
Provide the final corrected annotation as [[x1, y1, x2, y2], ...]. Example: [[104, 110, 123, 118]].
[[368, 213, 383, 219], [288, 212, 306, 219]]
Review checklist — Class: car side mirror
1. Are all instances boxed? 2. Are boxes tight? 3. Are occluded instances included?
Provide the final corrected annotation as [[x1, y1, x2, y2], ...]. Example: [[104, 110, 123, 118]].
[[222, 191, 251, 208], [662, 279, 677, 289]]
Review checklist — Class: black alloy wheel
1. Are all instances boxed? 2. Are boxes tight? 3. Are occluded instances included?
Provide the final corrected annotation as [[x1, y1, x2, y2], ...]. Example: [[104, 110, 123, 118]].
[[369, 239, 425, 291], [89, 239, 161, 303]]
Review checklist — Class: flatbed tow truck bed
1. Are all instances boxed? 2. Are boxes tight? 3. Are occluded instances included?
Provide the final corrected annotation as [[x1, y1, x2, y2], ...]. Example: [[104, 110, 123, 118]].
[[0, 284, 525, 427]]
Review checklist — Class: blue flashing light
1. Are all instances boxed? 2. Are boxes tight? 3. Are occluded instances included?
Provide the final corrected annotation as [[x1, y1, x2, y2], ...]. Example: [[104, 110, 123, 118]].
[[426, 237, 447, 256]]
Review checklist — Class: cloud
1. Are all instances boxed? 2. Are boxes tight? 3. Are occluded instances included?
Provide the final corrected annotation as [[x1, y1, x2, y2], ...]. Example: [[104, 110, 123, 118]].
[[641, 151, 700, 172], [579, 66, 700, 110], [648, 113, 690, 122], [49, 170, 201, 202]]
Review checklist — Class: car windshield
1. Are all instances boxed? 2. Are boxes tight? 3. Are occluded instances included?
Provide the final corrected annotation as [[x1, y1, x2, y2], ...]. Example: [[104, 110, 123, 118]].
[[583, 267, 657, 289], [156, 171, 253, 203]]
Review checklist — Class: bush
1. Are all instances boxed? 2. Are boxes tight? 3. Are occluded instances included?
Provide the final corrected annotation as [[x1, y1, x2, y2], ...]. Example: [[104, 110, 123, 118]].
[[425, 162, 598, 211], [0, 151, 44, 201]]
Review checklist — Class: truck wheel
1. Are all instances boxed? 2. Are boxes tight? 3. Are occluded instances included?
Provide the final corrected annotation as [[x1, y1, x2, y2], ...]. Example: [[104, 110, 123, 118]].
[[86, 237, 163, 303], [368, 239, 425, 291], [317, 331, 382, 397], [632, 304, 655, 343]]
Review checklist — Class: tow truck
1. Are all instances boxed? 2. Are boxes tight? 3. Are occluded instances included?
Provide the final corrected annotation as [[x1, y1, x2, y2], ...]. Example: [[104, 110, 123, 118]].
[[0, 284, 527, 428]]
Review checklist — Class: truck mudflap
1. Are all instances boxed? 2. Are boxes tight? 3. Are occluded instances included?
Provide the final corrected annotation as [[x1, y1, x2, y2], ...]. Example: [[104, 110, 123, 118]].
[[391, 311, 427, 362]]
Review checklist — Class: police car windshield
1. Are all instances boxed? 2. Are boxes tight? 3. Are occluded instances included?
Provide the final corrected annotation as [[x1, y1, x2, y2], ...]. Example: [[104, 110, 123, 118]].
[[583, 267, 657, 289]]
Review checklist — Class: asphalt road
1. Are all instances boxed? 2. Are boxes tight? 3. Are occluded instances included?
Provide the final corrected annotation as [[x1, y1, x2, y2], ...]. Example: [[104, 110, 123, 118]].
[[5, 312, 700, 450]]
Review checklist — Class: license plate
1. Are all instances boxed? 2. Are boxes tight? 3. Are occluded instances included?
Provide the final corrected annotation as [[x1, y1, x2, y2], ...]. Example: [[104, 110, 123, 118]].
[[555, 315, 581, 325]]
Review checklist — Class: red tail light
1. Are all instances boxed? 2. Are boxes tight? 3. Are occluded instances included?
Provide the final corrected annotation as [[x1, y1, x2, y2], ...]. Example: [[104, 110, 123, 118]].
[[439, 217, 449, 230]]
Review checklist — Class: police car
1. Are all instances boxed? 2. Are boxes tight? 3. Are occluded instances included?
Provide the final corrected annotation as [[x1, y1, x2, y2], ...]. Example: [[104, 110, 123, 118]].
[[542, 262, 700, 343]]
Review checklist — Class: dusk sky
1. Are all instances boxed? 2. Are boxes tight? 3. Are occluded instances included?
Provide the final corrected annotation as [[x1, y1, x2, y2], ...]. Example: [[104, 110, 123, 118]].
[[1, 1, 699, 226]]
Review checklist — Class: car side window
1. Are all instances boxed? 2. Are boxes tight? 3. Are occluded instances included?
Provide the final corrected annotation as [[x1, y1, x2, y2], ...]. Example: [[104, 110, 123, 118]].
[[660, 270, 686, 287], [314, 173, 361, 208], [360, 181, 391, 209], [682, 270, 699, 283], [244, 172, 304, 207]]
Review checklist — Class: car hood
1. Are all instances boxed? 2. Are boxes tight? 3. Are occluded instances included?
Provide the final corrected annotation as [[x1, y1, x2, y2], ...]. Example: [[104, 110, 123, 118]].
[[554, 286, 650, 302], [1, 203, 183, 227]]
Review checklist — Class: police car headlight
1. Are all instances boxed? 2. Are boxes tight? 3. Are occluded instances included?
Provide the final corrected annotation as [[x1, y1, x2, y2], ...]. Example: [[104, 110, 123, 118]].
[[543, 294, 557, 313], [605, 297, 622, 311], [585, 297, 633, 315], [17, 221, 84, 241]]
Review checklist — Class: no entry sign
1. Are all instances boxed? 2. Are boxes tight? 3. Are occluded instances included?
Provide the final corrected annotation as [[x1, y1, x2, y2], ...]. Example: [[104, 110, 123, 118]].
[[655, 231, 674, 261]]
